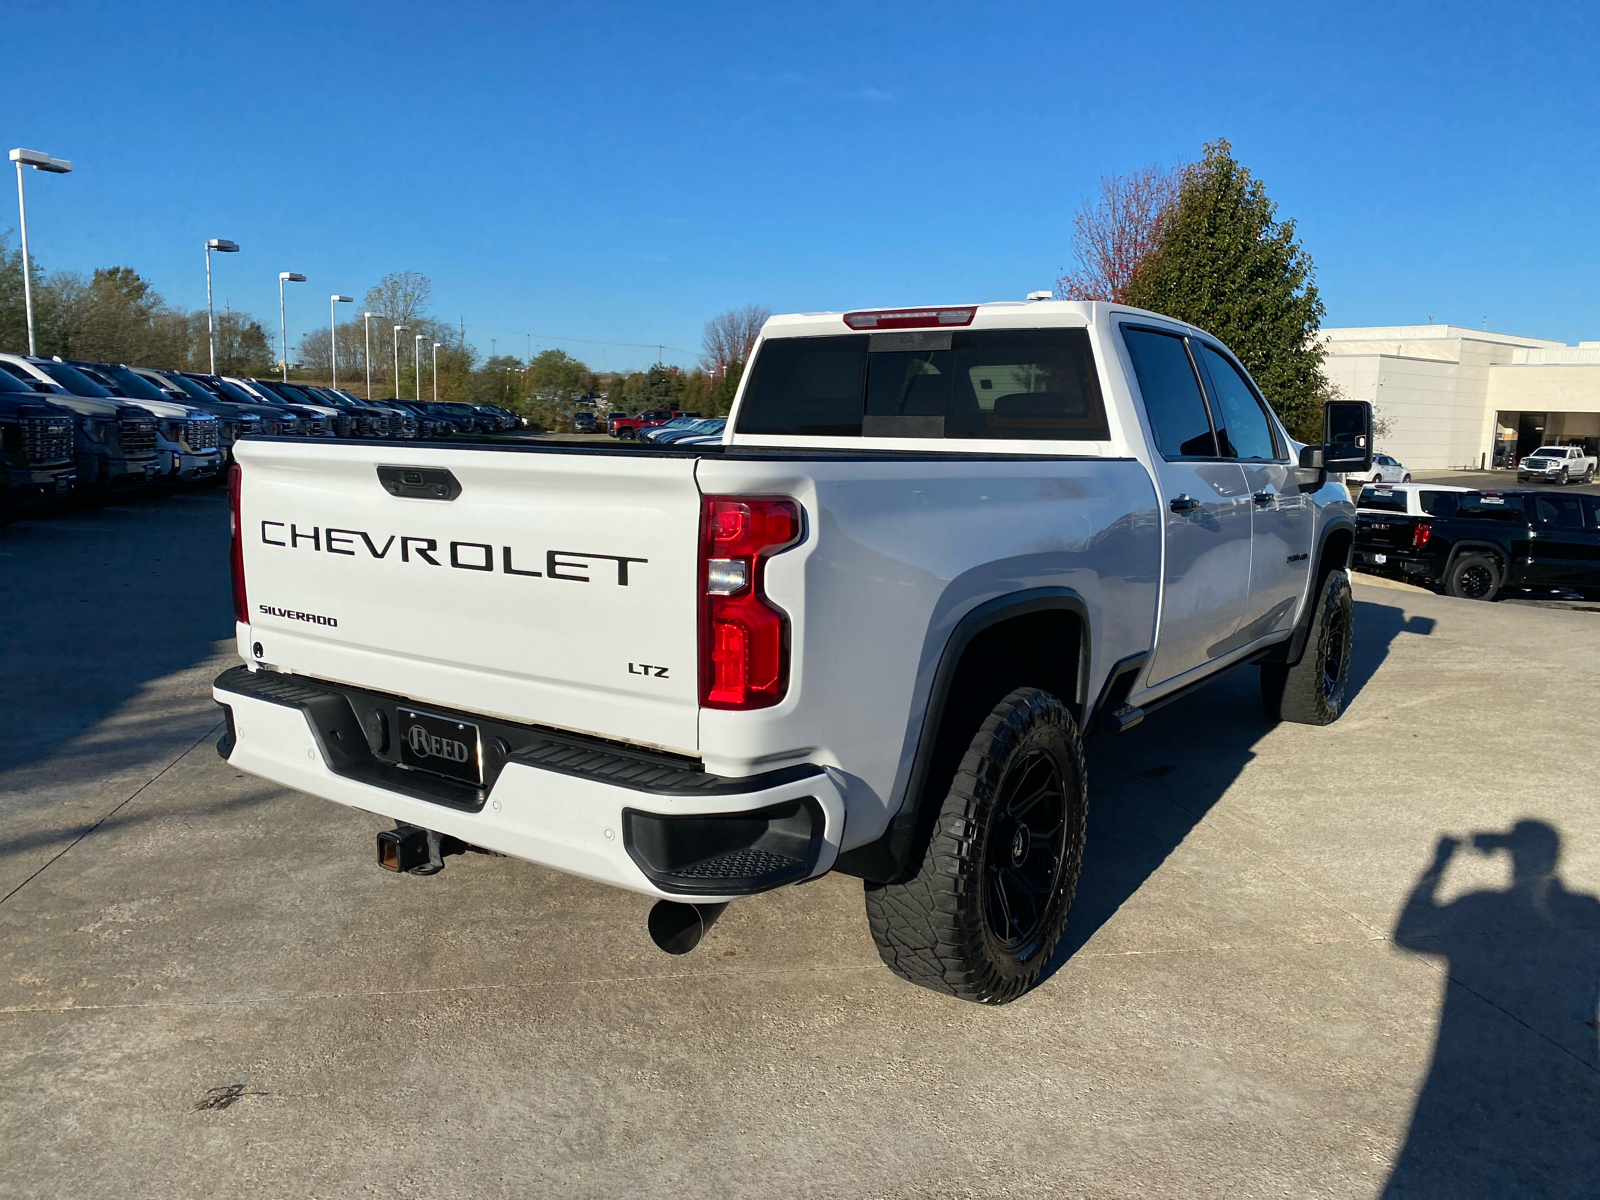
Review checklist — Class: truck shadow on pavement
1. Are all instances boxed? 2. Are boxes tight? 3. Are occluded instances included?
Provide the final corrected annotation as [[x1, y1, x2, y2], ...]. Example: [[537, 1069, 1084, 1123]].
[[1383, 821, 1600, 1196], [1054, 597, 1435, 969], [0, 490, 234, 782]]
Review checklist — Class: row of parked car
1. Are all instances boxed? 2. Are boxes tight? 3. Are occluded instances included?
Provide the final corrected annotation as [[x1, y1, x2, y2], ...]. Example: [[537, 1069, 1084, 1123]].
[[1354, 482, 1600, 602], [0, 351, 524, 520], [604, 408, 726, 445]]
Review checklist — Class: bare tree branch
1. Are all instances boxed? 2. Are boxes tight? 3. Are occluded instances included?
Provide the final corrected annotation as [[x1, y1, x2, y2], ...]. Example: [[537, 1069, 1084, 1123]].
[[1055, 164, 1182, 303], [700, 304, 771, 373]]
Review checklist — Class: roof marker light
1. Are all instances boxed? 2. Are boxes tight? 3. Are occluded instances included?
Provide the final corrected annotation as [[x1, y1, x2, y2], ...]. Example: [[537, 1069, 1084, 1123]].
[[843, 307, 977, 331]]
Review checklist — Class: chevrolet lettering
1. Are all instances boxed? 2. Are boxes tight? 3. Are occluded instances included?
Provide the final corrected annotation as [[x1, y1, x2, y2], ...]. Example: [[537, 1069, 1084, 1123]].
[[216, 300, 1371, 1005], [257, 520, 647, 584]]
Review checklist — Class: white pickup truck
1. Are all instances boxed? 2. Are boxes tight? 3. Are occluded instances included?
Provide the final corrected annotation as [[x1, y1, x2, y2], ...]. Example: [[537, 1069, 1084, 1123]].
[[216, 300, 1372, 1005], [1516, 445, 1597, 485]]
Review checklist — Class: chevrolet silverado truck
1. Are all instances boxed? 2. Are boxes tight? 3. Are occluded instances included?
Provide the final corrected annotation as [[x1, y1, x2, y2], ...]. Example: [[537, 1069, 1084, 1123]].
[[1355, 488, 1600, 600], [216, 300, 1372, 1004]]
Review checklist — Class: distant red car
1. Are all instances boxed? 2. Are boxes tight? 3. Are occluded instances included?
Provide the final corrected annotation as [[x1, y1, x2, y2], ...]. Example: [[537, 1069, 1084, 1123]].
[[609, 409, 699, 439]]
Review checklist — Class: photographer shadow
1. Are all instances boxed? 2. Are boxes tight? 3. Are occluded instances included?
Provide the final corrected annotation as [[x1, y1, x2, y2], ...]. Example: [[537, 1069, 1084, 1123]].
[[1384, 821, 1600, 1196]]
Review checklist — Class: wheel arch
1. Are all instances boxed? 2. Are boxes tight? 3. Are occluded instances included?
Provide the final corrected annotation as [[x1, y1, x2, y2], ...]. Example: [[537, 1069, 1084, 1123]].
[[833, 587, 1089, 884], [1444, 539, 1510, 577]]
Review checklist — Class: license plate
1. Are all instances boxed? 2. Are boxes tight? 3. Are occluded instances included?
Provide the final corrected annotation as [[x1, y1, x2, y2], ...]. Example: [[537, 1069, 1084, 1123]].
[[397, 708, 482, 785], [1373, 553, 1387, 564]]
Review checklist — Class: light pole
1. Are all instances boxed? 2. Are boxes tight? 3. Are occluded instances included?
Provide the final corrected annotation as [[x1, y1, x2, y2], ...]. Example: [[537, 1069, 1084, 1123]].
[[363, 312, 377, 399], [432, 341, 442, 402], [329, 295, 353, 388], [278, 271, 306, 382], [205, 239, 240, 374], [414, 334, 426, 402], [9, 148, 72, 356], [392, 325, 408, 400]]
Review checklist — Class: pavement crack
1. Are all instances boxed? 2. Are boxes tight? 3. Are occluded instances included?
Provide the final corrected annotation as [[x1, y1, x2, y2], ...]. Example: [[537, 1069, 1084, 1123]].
[[0, 720, 224, 910]]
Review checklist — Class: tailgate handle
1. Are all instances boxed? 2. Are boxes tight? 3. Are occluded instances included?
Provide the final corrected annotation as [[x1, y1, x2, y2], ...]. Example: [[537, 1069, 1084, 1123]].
[[377, 465, 461, 501]]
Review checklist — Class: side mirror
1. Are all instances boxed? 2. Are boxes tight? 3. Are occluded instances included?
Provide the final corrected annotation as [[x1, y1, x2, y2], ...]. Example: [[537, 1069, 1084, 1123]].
[[1322, 400, 1373, 474]]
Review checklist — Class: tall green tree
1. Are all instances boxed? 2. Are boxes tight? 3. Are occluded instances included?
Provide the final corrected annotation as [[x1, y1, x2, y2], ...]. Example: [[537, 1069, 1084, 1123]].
[[0, 232, 28, 354], [1124, 139, 1330, 442]]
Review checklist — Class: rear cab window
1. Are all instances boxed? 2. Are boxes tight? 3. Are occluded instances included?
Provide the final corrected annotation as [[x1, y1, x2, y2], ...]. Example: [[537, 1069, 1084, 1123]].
[[1358, 488, 1408, 513], [734, 327, 1110, 443]]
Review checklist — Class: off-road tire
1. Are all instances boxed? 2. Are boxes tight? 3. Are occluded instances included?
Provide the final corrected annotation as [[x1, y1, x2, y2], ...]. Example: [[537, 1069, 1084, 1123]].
[[1261, 568, 1354, 726], [1559, 468, 1570, 486], [864, 688, 1087, 1005], [1445, 552, 1501, 601], [1584, 465, 1595, 483]]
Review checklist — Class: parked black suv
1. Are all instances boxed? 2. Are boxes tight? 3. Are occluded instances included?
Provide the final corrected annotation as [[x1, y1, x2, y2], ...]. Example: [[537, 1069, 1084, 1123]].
[[1355, 489, 1600, 601]]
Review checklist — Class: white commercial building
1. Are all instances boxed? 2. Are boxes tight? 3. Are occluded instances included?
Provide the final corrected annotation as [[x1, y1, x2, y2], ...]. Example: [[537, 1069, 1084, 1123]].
[[1319, 325, 1600, 470]]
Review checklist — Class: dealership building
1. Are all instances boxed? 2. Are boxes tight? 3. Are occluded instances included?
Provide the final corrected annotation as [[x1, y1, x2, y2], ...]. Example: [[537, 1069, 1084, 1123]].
[[1319, 324, 1600, 470]]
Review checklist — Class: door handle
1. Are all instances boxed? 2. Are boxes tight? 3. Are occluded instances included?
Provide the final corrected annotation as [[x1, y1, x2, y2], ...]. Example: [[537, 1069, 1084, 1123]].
[[1169, 494, 1200, 513], [1253, 490, 1277, 506]]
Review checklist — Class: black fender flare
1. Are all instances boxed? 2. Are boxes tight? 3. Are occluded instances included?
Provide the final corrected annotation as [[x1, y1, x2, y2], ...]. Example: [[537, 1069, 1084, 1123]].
[[833, 586, 1089, 884]]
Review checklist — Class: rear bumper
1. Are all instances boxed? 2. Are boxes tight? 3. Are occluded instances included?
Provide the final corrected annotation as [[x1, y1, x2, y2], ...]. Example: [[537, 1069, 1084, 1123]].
[[213, 665, 843, 901], [1353, 548, 1436, 580]]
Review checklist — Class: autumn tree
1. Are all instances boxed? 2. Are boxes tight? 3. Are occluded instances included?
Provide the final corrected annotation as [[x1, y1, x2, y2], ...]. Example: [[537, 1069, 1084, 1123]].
[[700, 304, 770, 374], [1055, 164, 1180, 302], [1124, 139, 1330, 441]]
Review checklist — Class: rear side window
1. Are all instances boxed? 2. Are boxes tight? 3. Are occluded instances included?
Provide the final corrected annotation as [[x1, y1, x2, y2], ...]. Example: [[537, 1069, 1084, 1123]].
[[1457, 495, 1526, 522], [736, 328, 1108, 441], [1122, 329, 1217, 459], [1418, 491, 1461, 517], [1535, 496, 1585, 530]]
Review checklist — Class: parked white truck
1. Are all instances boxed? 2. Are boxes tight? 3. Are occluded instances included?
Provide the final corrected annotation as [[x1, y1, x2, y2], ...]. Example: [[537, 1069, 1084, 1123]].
[[1516, 445, 1597, 485], [216, 300, 1372, 1004]]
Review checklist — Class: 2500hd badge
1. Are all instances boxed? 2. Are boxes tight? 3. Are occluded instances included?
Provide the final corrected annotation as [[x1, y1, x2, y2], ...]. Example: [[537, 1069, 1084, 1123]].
[[258, 520, 647, 585]]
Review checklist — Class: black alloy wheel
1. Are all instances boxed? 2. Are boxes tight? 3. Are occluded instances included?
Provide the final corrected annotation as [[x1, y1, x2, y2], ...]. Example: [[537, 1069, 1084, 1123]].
[[1455, 560, 1497, 599], [982, 750, 1069, 957], [1261, 569, 1354, 726], [864, 687, 1087, 1005], [1319, 594, 1350, 707]]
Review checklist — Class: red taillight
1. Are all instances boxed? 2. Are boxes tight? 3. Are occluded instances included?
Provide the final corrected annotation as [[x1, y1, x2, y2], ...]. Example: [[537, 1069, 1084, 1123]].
[[843, 306, 977, 330], [1412, 522, 1432, 549], [699, 496, 800, 709], [229, 464, 248, 624]]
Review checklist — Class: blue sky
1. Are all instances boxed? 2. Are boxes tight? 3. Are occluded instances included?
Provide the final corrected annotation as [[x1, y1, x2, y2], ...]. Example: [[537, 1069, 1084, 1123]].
[[6, 0, 1596, 370]]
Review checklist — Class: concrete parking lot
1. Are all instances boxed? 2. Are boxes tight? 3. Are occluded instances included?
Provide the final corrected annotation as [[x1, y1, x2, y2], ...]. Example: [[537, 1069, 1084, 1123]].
[[3, 491, 1597, 1198]]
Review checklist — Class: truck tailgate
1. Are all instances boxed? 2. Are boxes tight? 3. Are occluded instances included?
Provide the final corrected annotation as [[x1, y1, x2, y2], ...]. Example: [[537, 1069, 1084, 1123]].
[[233, 440, 703, 753], [1355, 510, 1421, 551]]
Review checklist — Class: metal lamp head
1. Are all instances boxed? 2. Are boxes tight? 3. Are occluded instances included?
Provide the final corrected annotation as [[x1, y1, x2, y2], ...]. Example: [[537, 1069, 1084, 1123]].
[[280, 272, 307, 283], [332, 295, 353, 304], [207, 239, 239, 253], [10, 148, 72, 174]]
